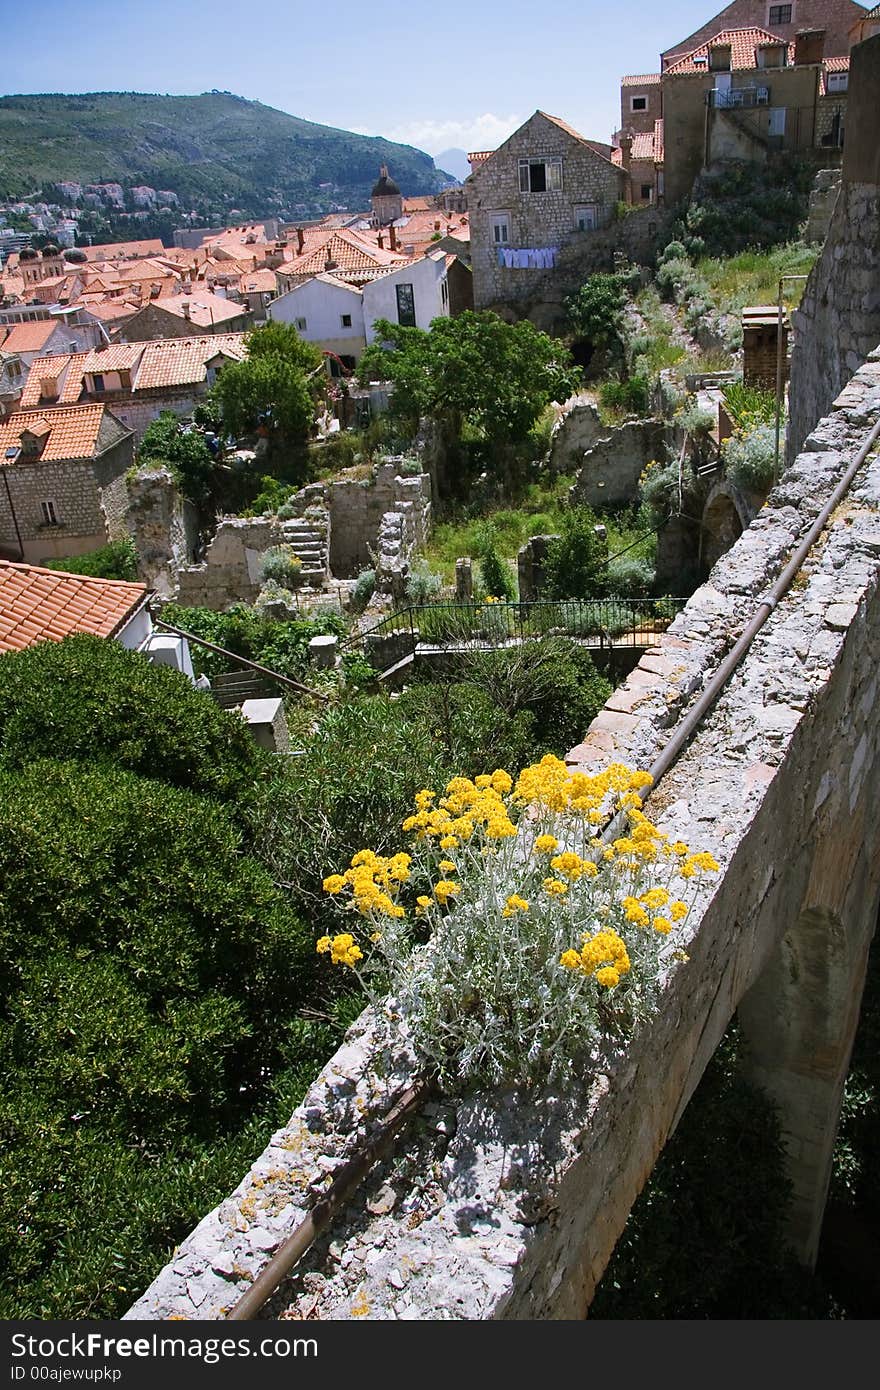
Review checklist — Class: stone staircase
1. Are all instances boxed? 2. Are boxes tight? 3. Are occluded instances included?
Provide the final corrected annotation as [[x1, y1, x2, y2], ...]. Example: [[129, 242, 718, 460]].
[[280, 515, 330, 589]]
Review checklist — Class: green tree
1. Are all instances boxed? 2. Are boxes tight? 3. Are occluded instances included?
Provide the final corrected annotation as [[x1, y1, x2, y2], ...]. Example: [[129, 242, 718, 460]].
[[138, 411, 217, 508], [211, 347, 318, 481], [358, 310, 579, 450], [564, 272, 627, 357]]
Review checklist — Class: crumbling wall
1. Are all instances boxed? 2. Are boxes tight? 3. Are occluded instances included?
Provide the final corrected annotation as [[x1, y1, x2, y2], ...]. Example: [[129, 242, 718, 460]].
[[176, 516, 285, 609], [125, 464, 199, 597]]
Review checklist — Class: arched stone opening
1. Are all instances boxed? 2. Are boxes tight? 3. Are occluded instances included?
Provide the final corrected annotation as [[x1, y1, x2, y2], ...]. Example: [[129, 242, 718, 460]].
[[700, 486, 744, 572]]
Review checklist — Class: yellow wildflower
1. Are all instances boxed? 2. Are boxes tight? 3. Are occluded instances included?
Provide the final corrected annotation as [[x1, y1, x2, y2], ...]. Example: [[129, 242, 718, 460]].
[[595, 966, 620, 988], [560, 949, 582, 970], [502, 894, 529, 917], [652, 916, 672, 934], [322, 874, 345, 894], [434, 879, 460, 905], [543, 877, 568, 897], [670, 900, 689, 921], [316, 935, 331, 954], [534, 834, 559, 855], [439, 835, 459, 850]]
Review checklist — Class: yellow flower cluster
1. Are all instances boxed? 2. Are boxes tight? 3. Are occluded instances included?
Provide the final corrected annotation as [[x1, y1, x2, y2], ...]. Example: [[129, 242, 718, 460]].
[[502, 894, 529, 918], [316, 933, 363, 968], [512, 754, 652, 817], [403, 773, 516, 843], [549, 850, 598, 882], [560, 929, 631, 988], [321, 849, 411, 918], [434, 879, 460, 905]]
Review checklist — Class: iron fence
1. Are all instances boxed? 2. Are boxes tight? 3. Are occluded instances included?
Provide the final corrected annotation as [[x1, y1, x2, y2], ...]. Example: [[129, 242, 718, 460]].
[[344, 597, 688, 658]]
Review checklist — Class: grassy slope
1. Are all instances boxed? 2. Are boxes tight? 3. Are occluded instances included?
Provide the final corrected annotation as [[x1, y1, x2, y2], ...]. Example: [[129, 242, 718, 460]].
[[0, 91, 452, 208]]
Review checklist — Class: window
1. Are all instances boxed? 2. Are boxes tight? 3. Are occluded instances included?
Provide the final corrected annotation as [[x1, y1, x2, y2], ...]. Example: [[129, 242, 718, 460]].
[[768, 4, 792, 24], [294, 317, 307, 332], [491, 212, 511, 244], [40, 499, 59, 526], [630, 95, 648, 112], [395, 282, 416, 327], [518, 157, 563, 193], [440, 278, 449, 309], [709, 45, 731, 71], [640, 184, 653, 201], [826, 71, 848, 92], [340, 313, 353, 328], [91, 373, 105, 392], [574, 204, 598, 231]]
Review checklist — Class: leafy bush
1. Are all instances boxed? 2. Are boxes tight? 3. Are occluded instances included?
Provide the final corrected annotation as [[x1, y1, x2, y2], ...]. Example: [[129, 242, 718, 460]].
[[160, 603, 346, 683], [405, 561, 443, 605], [607, 553, 656, 599], [138, 412, 217, 509], [658, 240, 687, 265], [246, 475, 298, 516], [0, 759, 316, 1318], [722, 383, 777, 432], [0, 635, 263, 804], [677, 403, 716, 437], [46, 537, 139, 582], [564, 273, 627, 356], [723, 423, 777, 493], [475, 523, 516, 601], [260, 544, 302, 588], [598, 374, 650, 419], [542, 506, 607, 600], [351, 567, 377, 612]]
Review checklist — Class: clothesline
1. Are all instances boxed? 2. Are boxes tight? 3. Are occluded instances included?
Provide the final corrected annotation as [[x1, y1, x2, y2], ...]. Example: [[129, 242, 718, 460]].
[[497, 246, 559, 269]]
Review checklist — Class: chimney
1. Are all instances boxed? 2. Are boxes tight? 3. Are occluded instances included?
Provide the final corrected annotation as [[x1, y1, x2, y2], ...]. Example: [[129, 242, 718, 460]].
[[389, 225, 397, 251], [618, 131, 634, 173], [794, 28, 825, 65], [296, 227, 305, 254], [377, 231, 384, 249], [181, 300, 191, 320]]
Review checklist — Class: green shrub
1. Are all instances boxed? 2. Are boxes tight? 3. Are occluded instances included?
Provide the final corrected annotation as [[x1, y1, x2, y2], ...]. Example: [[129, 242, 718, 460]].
[[607, 553, 656, 599], [0, 635, 263, 804], [46, 538, 138, 582], [677, 403, 716, 437], [598, 374, 650, 418], [405, 561, 443, 605], [260, 544, 302, 588], [723, 423, 777, 493], [351, 567, 377, 612], [542, 506, 607, 600], [246, 475, 297, 516], [160, 603, 345, 683], [722, 383, 778, 431], [475, 523, 516, 601], [658, 240, 687, 264]]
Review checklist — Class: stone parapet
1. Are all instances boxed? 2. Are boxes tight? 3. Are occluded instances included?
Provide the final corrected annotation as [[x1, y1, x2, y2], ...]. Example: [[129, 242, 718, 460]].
[[128, 355, 880, 1320]]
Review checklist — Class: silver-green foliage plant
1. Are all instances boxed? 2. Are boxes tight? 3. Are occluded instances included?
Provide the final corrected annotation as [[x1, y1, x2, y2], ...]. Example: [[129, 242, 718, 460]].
[[723, 423, 776, 493], [405, 561, 443, 605], [260, 545, 302, 588], [317, 757, 719, 1090]]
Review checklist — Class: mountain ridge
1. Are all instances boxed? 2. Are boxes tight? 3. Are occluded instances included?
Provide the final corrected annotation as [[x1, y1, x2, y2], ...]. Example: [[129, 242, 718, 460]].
[[0, 91, 456, 218]]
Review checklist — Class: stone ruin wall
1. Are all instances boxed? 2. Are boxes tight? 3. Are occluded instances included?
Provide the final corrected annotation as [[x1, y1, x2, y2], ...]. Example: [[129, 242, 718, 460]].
[[128, 350, 880, 1321], [787, 34, 880, 466]]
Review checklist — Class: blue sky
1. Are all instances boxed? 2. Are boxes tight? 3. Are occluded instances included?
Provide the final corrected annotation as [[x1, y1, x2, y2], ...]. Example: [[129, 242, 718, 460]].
[[1, 0, 722, 157]]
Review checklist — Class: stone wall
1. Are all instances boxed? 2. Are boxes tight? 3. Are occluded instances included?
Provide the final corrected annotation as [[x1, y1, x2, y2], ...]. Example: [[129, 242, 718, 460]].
[[803, 169, 843, 245], [176, 516, 285, 609], [127, 349, 880, 1322], [126, 465, 200, 596], [568, 419, 668, 509], [0, 435, 133, 565], [328, 464, 431, 580], [786, 35, 880, 465]]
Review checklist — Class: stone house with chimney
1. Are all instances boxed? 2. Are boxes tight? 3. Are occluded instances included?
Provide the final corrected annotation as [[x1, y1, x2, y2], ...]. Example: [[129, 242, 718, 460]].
[[467, 111, 627, 311], [120, 293, 252, 342], [0, 404, 134, 565]]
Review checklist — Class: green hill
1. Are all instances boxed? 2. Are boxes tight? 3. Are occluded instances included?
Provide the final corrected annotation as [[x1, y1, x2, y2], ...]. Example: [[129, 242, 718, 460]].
[[0, 90, 454, 216]]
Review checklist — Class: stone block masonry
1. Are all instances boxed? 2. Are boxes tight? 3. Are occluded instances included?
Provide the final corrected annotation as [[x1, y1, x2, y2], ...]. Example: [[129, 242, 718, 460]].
[[128, 354, 880, 1319]]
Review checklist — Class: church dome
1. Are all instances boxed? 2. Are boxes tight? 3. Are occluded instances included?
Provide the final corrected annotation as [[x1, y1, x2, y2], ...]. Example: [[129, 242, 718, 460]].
[[371, 165, 401, 198]]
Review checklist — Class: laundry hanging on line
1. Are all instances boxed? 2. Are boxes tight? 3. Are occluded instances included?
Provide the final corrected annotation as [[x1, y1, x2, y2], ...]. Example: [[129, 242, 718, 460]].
[[497, 247, 559, 269]]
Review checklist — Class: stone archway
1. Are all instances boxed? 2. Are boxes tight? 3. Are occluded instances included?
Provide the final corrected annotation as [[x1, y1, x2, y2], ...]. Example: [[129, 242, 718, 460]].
[[700, 482, 750, 572]]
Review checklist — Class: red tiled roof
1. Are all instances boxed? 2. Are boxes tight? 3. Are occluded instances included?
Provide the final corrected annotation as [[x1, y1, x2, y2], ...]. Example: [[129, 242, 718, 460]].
[[537, 112, 619, 166], [0, 319, 62, 354], [621, 73, 662, 86], [80, 239, 165, 262], [654, 117, 665, 164], [134, 334, 247, 390], [820, 55, 850, 93], [279, 230, 408, 284], [666, 28, 795, 75], [0, 404, 112, 461], [0, 558, 147, 653], [151, 293, 248, 327]]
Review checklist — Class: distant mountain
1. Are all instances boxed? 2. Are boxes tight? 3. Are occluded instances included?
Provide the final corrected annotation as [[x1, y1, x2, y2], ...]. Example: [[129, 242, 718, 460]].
[[436, 148, 471, 183], [0, 91, 455, 216]]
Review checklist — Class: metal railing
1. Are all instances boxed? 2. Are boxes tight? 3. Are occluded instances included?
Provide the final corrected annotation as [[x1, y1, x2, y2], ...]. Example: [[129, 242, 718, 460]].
[[706, 85, 770, 108], [344, 597, 688, 658]]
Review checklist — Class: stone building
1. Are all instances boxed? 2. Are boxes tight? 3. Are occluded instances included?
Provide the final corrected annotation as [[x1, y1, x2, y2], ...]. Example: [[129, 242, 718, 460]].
[[0, 403, 134, 565], [120, 293, 252, 342], [468, 110, 628, 311], [18, 334, 247, 442], [660, 0, 865, 68]]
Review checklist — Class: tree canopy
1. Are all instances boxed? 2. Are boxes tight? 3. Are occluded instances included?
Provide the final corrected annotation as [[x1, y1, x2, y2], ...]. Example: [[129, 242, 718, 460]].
[[210, 321, 325, 479], [357, 310, 580, 447], [564, 272, 628, 356], [138, 411, 217, 508]]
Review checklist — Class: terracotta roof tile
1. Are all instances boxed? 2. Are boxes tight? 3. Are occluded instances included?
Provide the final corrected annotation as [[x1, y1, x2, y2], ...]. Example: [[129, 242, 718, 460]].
[[0, 319, 63, 354], [0, 404, 113, 461], [134, 333, 247, 391], [666, 28, 795, 75], [151, 293, 248, 328], [621, 73, 662, 86], [80, 239, 165, 262], [0, 558, 148, 653]]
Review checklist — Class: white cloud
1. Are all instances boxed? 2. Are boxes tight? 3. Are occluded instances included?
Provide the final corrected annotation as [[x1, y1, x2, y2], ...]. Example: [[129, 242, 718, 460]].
[[351, 112, 524, 157]]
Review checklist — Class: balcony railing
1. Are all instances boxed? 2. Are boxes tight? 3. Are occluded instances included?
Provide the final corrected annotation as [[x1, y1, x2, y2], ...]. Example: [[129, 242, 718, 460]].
[[706, 85, 770, 108]]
